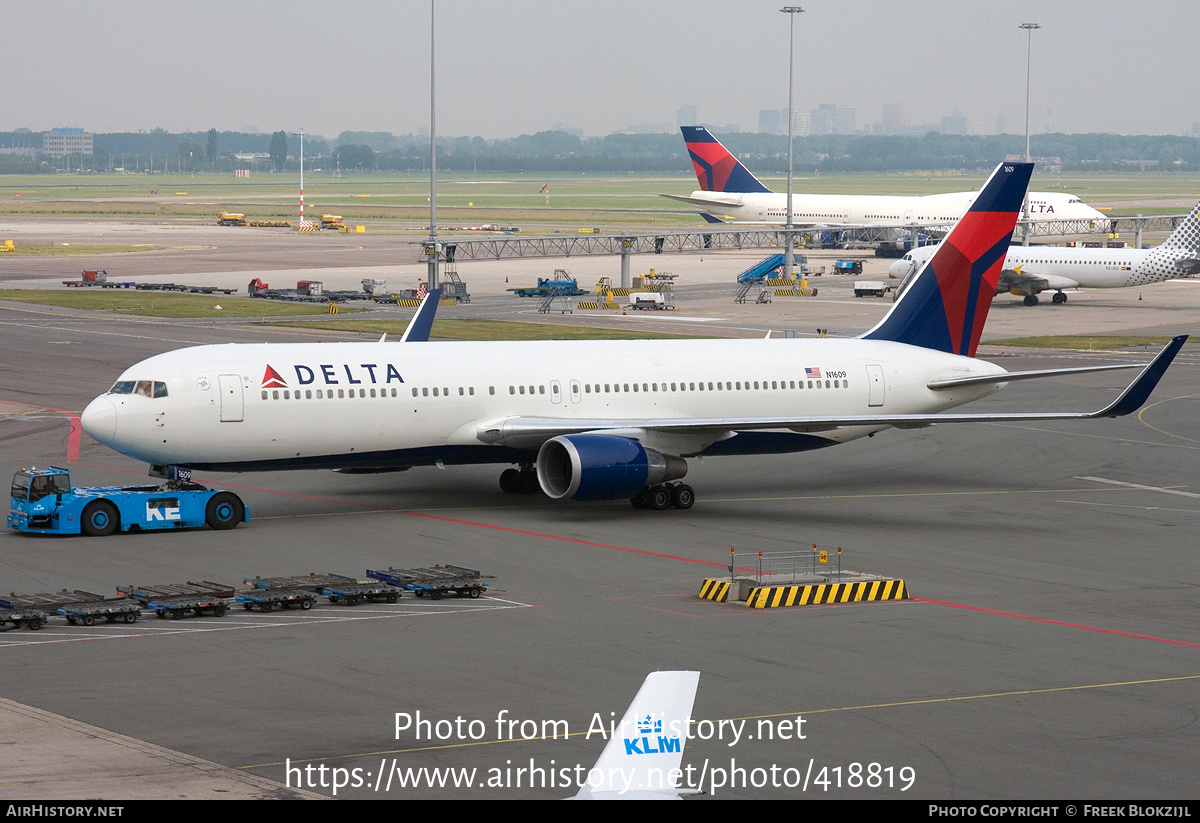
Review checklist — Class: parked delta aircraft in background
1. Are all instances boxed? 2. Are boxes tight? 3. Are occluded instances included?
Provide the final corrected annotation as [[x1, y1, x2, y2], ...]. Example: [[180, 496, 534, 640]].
[[80, 162, 1186, 512], [663, 126, 1107, 228], [888, 199, 1200, 305], [569, 671, 701, 800]]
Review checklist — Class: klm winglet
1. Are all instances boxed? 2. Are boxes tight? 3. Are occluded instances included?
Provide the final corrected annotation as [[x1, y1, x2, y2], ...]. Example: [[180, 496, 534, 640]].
[[400, 289, 442, 343]]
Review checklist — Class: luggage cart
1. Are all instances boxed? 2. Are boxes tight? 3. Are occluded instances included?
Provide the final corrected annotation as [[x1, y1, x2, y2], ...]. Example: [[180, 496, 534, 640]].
[[117, 581, 235, 620], [366, 565, 493, 600]]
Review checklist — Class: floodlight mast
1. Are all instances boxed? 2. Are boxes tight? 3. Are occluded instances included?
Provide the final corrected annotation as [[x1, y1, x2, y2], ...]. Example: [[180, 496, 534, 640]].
[[781, 6, 805, 281]]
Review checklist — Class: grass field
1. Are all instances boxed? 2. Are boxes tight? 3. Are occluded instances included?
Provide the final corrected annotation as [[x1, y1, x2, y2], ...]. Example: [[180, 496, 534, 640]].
[[0, 289, 355, 318], [1, 171, 1197, 230], [0, 244, 160, 256], [986, 335, 1186, 350]]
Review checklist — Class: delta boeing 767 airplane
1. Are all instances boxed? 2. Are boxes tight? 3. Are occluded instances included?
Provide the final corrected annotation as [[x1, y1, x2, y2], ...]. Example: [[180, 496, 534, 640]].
[[80, 162, 1185, 511]]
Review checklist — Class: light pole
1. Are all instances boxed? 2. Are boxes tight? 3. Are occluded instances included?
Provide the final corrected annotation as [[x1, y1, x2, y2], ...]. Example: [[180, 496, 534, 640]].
[[426, 0, 440, 291], [781, 6, 804, 281], [292, 130, 304, 224], [1019, 22, 1040, 246]]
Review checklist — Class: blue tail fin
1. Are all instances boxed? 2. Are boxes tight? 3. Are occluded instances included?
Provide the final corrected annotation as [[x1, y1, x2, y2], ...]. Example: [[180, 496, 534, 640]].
[[862, 162, 1033, 356], [400, 288, 442, 342], [681, 127, 772, 194]]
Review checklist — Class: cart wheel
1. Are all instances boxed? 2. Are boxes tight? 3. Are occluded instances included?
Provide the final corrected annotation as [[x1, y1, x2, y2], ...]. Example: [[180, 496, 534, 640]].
[[124, 612, 138, 623], [347, 596, 360, 606], [81, 614, 95, 626], [212, 605, 227, 617], [156, 609, 166, 619], [260, 603, 272, 612], [300, 599, 313, 610], [205, 492, 244, 530], [170, 610, 183, 619], [328, 596, 339, 603], [415, 591, 425, 598], [27, 617, 42, 631], [67, 616, 77, 625], [243, 603, 253, 610], [469, 588, 481, 599], [386, 592, 398, 603], [81, 500, 120, 537], [431, 590, 443, 600]]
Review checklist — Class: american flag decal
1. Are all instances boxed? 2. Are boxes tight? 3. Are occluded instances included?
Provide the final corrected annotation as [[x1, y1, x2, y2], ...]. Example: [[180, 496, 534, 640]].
[[805, 367, 822, 379]]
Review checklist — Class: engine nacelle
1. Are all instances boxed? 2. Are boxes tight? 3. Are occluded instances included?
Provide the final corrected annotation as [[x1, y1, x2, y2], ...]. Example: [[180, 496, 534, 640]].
[[536, 434, 687, 501]]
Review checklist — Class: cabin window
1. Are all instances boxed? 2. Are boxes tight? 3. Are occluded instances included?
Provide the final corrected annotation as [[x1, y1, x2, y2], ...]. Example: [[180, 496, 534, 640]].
[[306, 390, 312, 399], [538, 385, 545, 395], [272, 390, 280, 400], [469, 387, 474, 396], [509, 386, 515, 395], [519, 386, 525, 395], [412, 388, 419, 397], [489, 387, 495, 395], [370, 389, 377, 398], [261, 390, 268, 400]]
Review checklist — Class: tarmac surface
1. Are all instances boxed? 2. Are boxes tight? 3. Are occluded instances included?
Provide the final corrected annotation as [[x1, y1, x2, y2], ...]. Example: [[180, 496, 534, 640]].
[[1, 219, 1198, 800]]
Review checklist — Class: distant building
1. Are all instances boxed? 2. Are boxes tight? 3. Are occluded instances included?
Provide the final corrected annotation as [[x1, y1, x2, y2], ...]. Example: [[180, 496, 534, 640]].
[[677, 105, 697, 128], [759, 109, 781, 134], [881, 103, 906, 135], [42, 127, 92, 157], [940, 109, 968, 135], [996, 113, 1008, 135]]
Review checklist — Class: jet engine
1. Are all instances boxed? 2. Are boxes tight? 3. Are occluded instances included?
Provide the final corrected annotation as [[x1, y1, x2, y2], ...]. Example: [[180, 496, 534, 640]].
[[536, 434, 687, 501]]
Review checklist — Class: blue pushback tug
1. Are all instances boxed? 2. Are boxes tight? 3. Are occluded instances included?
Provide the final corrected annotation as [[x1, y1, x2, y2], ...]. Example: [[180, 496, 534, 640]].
[[8, 467, 247, 536]]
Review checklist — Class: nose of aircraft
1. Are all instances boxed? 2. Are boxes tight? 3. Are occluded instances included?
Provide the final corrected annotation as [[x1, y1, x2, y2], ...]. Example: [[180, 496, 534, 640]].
[[81, 396, 117, 445], [888, 258, 914, 280]]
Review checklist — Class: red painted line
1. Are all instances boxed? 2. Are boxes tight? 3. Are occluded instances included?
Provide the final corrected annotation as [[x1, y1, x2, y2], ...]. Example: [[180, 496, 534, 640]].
[[408, 511, 731, 568], [913, 597, 1200, 648], [3, 399, 81, 463]]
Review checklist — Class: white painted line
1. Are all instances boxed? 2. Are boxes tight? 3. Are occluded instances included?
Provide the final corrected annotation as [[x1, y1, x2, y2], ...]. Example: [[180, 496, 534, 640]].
[[1076, 476, 1200, 498]]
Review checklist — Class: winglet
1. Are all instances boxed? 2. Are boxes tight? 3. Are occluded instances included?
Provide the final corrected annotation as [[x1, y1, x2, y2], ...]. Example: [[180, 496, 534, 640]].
[[400, 289, 442, 342], [570, 671, 700, 800], [1094, 335, 1188, 417]]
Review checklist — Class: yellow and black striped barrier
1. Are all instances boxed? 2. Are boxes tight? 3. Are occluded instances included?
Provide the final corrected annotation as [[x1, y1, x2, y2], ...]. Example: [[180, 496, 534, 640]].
[[577, 301, 621, 309], [698, 579, 731, 602], [745, 579, 907, 608], [391, 297, 457, 307], [327, 303, 340, 314]]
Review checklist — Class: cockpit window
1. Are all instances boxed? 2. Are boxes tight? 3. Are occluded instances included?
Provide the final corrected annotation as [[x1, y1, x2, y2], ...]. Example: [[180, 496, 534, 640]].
[[109, 380, 167, 398]]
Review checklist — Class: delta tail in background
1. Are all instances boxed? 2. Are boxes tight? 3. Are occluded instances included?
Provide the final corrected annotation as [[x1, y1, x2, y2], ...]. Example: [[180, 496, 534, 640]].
[[80, 162, 1186, 512], [889, 199, 1200, 305], [664, 126, 1106, 228], [569, 671, 701, 800]]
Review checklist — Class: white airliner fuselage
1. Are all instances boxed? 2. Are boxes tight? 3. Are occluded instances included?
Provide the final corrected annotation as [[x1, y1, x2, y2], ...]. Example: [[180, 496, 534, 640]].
[[81, 338, 1006, 473], [666, 189, 1107, 227]]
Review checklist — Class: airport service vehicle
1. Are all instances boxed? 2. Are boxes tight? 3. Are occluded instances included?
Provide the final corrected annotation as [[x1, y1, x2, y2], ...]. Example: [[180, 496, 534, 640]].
[[628, 292, 675, 310], [665, 126, 1106, 228], [78, 163, 1187, 512], [853, 281, 891, 298], [834, 260, 864, 275], [217, 212, 247, 226], [320, 214, 344, 229], [8, 467, 246, 536], [509, 273, 588, 297], [888, 199, 1200, 305]]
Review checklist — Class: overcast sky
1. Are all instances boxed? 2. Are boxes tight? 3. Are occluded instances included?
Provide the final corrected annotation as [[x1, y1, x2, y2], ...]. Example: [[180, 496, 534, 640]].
[[9, 0, 1198, 140]]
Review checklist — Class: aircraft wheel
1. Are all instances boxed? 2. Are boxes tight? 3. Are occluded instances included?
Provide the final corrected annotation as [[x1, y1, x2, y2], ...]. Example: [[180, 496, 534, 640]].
[[518, 469, 540, 495], [630, 489, 648, 509], [499, 468, 521, 494], [647, 486, 672, 511], [1052, 292, 1065, 304], [205, 492, 244, 530], [81, 500, 119, 537], [671, 484, 695, 510], [1023, 294, 1039, 306]]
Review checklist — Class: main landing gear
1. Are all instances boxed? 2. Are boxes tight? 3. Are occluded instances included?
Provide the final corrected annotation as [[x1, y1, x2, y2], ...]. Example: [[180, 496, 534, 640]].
[[499, 465, 540, 495], [631, 482, 695, 511], [1021, 292, 1067, 306]]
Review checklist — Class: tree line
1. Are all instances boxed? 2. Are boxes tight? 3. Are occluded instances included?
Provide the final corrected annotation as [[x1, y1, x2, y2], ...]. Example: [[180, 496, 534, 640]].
[[1, 128, 1197, 175]]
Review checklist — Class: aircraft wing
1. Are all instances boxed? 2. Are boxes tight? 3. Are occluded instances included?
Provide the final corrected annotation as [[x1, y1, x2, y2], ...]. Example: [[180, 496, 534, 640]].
[[478, 336, 1185, 449], [1000, 267, 1079, 292], [658, 192, 746, 209]]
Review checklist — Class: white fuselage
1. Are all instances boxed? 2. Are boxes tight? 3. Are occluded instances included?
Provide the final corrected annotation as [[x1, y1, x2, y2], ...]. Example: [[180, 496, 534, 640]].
[[81, 338, 1006, 472], [890, 244, 1182, 293], [674, 189, 1106, 226]]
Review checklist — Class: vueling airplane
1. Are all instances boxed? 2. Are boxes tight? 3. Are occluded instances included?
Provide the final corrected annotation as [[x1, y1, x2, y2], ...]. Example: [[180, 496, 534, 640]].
[[80, 162, 1185, 511], [888, 199, 1200, 305], [664, 126, 1106, 227]]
